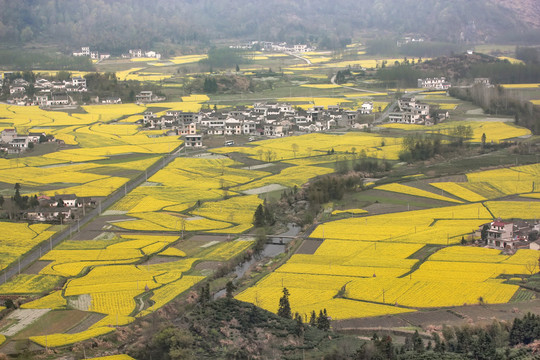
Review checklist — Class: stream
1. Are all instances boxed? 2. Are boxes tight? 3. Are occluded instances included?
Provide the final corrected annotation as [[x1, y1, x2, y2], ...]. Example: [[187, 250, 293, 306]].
[[214, 223, 301, 299]]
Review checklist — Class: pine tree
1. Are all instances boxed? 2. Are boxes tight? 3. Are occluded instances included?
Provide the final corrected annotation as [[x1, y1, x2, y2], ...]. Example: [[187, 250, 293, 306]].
[[277, 287, 292, 319], [199, 283, 210, 306], [294, 312, 304, 337], [29, 195, 39, 208], [472, 331, 495, 360], [316, 309, 330, 331], [309, 310, 317, 326], [253, 204, 265, 227]]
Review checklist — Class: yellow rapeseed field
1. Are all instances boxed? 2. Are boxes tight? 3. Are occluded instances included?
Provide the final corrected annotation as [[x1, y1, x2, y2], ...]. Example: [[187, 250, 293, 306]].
[[375, 183, 463, 203], [21, 290, 67, 310], [429, 182, 487, 202], [0, 274, 62, 294], [485, 201, 540, 219], [30, 327, 115, 347]]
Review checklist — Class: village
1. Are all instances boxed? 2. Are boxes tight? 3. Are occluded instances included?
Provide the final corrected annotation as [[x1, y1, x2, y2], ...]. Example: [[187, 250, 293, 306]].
[[141, 100, 376, 148]]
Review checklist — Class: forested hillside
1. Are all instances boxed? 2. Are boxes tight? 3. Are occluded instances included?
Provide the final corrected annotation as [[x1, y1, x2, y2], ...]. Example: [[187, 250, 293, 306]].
[[0, 0, 539, 53]]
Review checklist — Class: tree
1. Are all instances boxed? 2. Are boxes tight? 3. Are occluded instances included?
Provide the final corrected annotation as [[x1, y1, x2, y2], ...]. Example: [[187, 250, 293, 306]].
[[29, 195, 39, 208], [316, 309, 330, 331], [472, 331, 496, 360], [291, 143, 299, 158], [13, 183, 23, 208], [198, 283, 210, 306], [253, 204, 265, 227], [433, 332, 444, 353], [481, 132, 487, 148], [294, 312, 304, 337], [509, 313, 540, 345], [525, 260, 537, 275], [225, 281, 235, 299], [309, 310, 317, 326], [0, 195, 4, 208], [412, 330, 424, 352], [236, 64, 240, 72], [20, 26, 34, 42], [277, 287, 292, 319]]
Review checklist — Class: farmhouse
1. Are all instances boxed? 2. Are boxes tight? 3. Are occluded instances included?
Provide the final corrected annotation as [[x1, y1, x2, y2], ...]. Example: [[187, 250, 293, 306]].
[[135, 91, 164, 104], [72, 76, 87, 87], [184, 134, 203, 148], [51, 194, 79, 208], [484, 220, 533, 250], [9, 137, 30, 149], [486, 220, 514, 248], [48, 93, 70, 106], [25, 208, 73, 223], [73, 46, 91, 56]]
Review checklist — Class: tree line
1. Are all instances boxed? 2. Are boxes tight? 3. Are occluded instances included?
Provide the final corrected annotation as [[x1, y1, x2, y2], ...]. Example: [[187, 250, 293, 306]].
[[449, 85, 540, 135], [398, 125, 474, 162], [337, 312, 540, 359], [0, 48, 94, 71]]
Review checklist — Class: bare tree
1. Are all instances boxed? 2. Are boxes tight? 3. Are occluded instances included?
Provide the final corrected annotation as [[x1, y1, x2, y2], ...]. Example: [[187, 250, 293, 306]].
[[525, 260, 538, 276], [291, 143, 299, 158]]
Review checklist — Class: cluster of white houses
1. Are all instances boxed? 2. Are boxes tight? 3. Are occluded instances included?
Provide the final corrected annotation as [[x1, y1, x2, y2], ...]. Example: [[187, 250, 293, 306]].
[[73, 46, 161, 61], [24, 194, 96, 223], [417, 77, 452, 90], [230, 40, 314, 53], [122, 49, 162, 59], [388, 96, 448, 125], [0, 129, 48, 154], [142, 101, 375, 147], [5, 76, 87, 106], [72, 46, 111, 61]]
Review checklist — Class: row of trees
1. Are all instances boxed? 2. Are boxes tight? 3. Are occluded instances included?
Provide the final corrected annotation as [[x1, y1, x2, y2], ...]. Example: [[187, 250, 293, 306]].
[[351, 313, 540, 359], [367, 38, 466, 58], [468, 62, 540, 84], [0, 48, 94, 71], [398, 125, 474, 162], [449, 85, 540, 134]]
